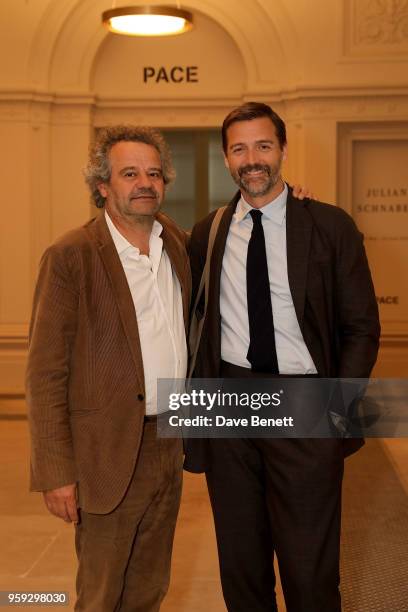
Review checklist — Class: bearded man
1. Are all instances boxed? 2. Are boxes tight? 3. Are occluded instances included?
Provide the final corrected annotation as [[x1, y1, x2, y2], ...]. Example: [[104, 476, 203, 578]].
[[184, 102, 380, 612]]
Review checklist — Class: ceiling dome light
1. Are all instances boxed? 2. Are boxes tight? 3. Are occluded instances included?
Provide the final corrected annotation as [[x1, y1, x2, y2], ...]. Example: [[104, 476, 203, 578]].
[[102, 6, 194, 37]]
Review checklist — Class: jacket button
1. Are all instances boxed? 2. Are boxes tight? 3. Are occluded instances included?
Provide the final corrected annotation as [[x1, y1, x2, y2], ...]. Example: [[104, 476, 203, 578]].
[[137, 393, 144, 401]]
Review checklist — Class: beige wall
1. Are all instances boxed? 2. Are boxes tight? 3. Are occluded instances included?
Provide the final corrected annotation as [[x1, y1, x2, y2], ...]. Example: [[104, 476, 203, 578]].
[[0, 0, 407, 393]]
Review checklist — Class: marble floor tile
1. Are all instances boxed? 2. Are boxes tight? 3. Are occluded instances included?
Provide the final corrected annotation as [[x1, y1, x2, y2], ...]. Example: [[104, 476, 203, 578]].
[[1, 417, 407, 611]]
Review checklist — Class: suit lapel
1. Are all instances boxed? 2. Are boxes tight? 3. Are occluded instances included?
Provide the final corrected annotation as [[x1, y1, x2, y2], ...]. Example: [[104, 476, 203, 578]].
[[285, 189, 313, 330], [159, 217, 191, 332], [88, 213, 145, 393]]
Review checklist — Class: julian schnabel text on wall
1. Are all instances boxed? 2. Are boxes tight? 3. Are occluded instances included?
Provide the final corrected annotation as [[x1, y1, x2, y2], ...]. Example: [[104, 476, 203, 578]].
[[156, 378, 408, 438]]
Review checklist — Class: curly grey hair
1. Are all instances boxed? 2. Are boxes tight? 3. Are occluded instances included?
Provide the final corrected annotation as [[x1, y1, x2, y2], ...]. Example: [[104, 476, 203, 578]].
[[83, 125, 176, 208]]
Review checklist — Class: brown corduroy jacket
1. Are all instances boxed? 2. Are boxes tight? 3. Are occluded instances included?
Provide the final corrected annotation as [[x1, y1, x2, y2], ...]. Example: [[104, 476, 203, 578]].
[[26, 211, 191, 514]]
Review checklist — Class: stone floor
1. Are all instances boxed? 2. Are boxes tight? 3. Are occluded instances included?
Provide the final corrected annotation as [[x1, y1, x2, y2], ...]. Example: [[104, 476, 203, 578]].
[[0, 398, 407, 611]]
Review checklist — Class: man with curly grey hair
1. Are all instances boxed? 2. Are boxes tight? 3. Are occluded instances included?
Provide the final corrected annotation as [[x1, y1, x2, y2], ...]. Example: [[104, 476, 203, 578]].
[[26, 125, 191, 611]]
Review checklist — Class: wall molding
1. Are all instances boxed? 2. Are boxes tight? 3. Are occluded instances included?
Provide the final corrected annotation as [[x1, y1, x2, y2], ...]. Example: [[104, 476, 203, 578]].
[[342, 0, 408, 61], [1, 84, 408, 103], [381, 334, 408, 347], [3, 88, 405, 129], [0, 324, 29, 350], [0, 325, 28, 396]]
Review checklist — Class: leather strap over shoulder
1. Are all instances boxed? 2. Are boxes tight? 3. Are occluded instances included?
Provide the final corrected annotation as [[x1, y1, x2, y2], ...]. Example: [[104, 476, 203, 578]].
[[187, 206, 227, 380]]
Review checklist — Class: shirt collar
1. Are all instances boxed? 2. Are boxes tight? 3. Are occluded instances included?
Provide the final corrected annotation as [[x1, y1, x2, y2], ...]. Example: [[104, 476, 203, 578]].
[[234, 182, 288, 226], [105, 210, 163, 257]]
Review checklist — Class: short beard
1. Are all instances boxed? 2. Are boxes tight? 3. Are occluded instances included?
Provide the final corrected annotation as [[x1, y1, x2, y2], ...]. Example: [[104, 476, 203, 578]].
[[233, 163, 281, 198]]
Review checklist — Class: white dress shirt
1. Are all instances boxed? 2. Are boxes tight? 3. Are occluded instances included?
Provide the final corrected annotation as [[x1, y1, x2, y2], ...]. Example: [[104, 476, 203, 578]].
[[106, 212, 187, 414], [220, 184, 317, 374]]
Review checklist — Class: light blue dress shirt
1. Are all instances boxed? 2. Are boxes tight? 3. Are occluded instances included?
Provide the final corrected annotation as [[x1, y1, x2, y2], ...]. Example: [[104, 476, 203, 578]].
[[220, 184, 317, 374]]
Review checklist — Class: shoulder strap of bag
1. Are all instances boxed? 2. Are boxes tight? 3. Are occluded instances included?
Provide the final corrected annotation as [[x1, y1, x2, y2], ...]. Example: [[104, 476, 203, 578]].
[[187, 205, 227, 379]]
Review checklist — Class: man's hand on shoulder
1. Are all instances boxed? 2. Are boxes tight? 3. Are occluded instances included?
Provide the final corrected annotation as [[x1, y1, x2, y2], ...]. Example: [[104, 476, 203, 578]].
[[292, 184, 315, 200], [43, 483, 78, 523]]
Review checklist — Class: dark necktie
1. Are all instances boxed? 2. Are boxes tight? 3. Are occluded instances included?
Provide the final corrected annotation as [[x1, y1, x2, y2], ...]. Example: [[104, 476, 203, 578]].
[[246, 209, 279, 373]]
